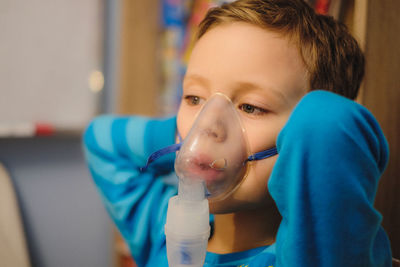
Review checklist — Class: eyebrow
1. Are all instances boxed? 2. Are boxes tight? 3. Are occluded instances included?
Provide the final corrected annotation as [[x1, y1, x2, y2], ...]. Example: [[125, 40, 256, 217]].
[[183, 73, 286, 102], [183, 74, 210, 89], [234, 81, 286, 102]]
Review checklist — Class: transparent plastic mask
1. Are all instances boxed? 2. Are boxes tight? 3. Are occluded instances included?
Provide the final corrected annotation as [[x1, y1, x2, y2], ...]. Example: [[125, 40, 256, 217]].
[[175, 93, 250, 200]]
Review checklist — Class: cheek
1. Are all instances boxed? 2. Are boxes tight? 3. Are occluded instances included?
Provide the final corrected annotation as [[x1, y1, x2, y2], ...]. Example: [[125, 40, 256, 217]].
[[244, 114, 291, 153], [244, 121, 280, 153], [208, 156, 277, 213], [177, 106, 195, 140], [242, 157, 275, 190], [230, 157, 277, 208], [248, 156, 276, 189], [242, 157, 277, 204], [176, 109, 186, 140]]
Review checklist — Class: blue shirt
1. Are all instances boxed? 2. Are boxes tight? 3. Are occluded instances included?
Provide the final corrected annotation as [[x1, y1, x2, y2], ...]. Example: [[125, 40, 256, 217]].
[[83, 91, 392, 266]]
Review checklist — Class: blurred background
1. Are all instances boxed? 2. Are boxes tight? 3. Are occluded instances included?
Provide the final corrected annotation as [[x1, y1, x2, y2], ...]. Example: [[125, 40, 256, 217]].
[[0, 0, 398, 266]]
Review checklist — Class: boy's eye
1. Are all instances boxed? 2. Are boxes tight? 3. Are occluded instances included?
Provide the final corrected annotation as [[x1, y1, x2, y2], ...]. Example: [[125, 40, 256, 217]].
[[239, 104, 267, 116], [184, 95, 204, 106]]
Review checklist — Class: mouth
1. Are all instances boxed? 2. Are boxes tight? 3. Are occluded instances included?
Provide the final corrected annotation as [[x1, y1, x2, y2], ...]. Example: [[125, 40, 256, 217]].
[[186, 154, 225, 183]]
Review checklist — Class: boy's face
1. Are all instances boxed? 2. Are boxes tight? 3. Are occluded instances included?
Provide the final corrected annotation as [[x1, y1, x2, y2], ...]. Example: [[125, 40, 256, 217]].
[[177, 22, 309, 213]]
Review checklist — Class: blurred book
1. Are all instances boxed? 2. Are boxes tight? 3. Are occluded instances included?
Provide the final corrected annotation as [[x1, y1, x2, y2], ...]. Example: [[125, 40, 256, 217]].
[[315, 0, 331, 15], [308, 0, 345, 20]]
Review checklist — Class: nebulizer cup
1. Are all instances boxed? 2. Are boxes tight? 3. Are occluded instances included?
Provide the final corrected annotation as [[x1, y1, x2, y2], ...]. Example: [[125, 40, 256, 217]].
[[165, 93, 249, 266]]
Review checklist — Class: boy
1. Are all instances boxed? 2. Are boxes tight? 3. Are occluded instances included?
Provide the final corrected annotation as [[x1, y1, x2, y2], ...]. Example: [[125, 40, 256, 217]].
[[83, 0, 392, 266]]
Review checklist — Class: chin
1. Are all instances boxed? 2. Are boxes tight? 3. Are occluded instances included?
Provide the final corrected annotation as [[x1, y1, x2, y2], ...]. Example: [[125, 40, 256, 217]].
[[208, 194, 275, 214]]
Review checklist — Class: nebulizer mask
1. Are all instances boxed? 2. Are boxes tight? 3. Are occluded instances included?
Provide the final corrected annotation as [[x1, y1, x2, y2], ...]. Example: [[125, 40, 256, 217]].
[[141, 93, 277, 266]]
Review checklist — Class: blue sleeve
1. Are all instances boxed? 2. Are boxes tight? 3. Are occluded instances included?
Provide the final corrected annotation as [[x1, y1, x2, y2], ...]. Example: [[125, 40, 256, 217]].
[[82, 115, 178, 266], [269, 91, 392, 266]]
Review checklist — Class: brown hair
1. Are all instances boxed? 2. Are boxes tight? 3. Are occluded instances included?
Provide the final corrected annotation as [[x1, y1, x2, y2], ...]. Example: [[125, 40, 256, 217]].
[[197, 0, 364, 100]]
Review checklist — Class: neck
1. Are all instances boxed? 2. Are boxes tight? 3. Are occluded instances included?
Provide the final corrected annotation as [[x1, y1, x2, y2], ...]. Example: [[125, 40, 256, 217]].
[[207, 205, 281, 254]]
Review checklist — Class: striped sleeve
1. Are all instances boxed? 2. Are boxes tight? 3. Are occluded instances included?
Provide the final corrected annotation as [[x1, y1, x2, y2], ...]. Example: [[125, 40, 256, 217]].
[[82, 115, 177, 266]]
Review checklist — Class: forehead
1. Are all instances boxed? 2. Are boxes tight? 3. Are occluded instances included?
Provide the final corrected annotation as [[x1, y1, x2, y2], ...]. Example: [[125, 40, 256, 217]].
[[185, 22, 307, 98]]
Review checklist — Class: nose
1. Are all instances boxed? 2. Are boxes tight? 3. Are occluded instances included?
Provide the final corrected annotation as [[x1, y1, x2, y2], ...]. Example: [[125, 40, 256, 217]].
[[203, 118, 227, 143]]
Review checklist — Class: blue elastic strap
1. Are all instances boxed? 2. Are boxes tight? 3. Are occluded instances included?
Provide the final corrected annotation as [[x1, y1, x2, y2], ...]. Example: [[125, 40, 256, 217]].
[[140, 143, 277, 172], [140, 121, 277, 171], [139, 143, 182, 172], [246, 147, 278, 162]]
